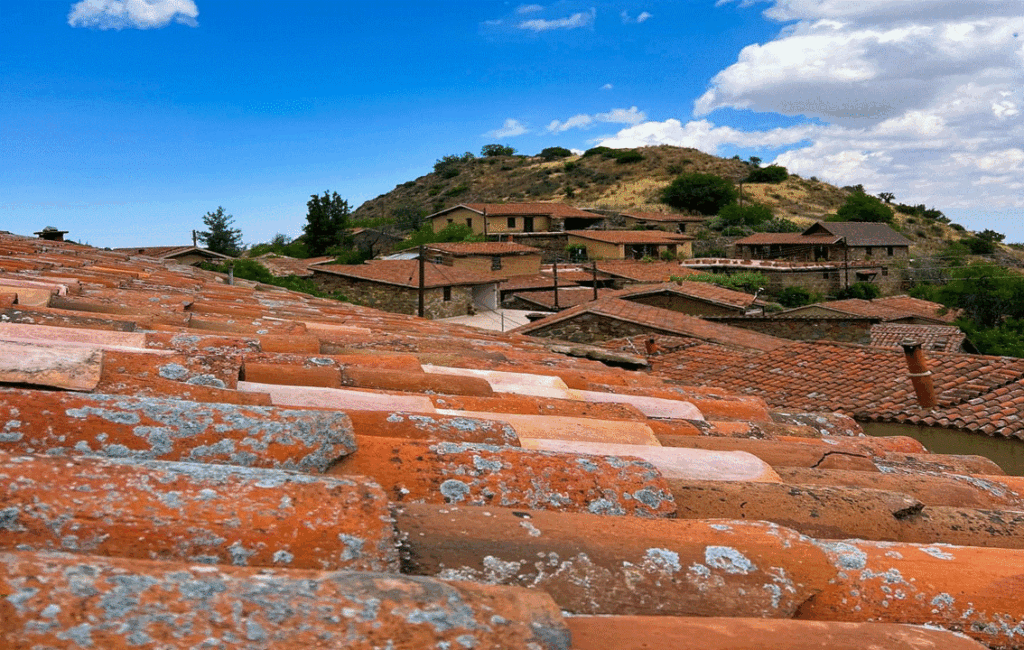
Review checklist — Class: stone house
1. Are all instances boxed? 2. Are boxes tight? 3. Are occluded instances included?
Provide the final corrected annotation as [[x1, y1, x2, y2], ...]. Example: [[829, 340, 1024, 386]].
[[620, 211, 706, 234], [681, 257, 903, 296], [426, 203, 604, 236], [567, 230, 693, 261], [734, 221, 912, 264], [114, 246, 234, 266], [310, 260, 499, 319], [424, 242, 542, 280]]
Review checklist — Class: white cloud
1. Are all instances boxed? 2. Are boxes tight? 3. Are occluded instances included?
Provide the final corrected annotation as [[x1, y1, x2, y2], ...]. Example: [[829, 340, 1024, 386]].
[[68, 0, 198, 29], [615, 0, 1024, 216], [517, 4, 544, 14], [518, 8, 595, 32], [621, 10, 653, 24], [548, 106, 646, 132], [486, 119, 529, 138], [601, 83, 614, 90]]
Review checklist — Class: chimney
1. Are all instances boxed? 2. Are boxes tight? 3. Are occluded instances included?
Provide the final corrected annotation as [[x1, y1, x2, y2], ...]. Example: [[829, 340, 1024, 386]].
[[644, 337, 659, 356], [900, 339, 937, 409]]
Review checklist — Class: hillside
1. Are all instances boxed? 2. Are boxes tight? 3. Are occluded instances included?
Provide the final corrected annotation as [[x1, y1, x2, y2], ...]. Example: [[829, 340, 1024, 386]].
[[350, 144, 1022, 265]]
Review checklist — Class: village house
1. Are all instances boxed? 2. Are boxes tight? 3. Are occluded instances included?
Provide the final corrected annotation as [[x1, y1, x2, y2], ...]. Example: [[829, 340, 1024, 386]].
[[424, 241, 542, 280], [681, 257, 903, 295], [426, 202, 604, 235], [349, 227, 403, 257], [114, 245, 235, 266], [734, 221, 912, 264], [620, 210, 707, 234], [309, 259, 498, 319], [567, 229, 694, 261]]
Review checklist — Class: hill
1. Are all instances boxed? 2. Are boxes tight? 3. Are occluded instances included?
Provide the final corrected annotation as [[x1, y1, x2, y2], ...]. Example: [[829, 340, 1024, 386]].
[[349, 144, 1021, 266]]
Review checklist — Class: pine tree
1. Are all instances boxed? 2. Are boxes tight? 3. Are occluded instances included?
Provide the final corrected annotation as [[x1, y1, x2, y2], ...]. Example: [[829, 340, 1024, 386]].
[[303, 191, 350, 257], [198, 207, 242, 256]]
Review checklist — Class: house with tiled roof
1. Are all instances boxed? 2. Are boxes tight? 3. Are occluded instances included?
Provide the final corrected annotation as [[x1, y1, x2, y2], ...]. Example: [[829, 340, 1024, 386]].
[[594, 259, 699, 286], [620, 281, 761, 317], [620, 210, 707, 234], [425, 241, 543, 279], [681, 257, 902, 295], [567, 229, 694, 260], [735, 221, 912, 264], [114, 245, 234, 266], [310, 259, 499, 319], [427, 202, 604, 236], [3, 228, 1024, 649], [512, 295, 789, 352], [507, 286, 616, 311]]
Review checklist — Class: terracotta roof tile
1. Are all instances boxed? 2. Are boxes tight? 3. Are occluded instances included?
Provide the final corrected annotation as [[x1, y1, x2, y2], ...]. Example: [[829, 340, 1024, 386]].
[[426, 242, 541, 255], [567, 229, 694, 244], [2, 230, 1024, 650], [312, 259, 497, 288]]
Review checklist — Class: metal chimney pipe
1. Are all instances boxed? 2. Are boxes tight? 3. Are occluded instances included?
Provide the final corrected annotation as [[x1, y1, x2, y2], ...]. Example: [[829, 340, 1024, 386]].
[[900, 339, 937, 409], [644, 337, 659, 356]]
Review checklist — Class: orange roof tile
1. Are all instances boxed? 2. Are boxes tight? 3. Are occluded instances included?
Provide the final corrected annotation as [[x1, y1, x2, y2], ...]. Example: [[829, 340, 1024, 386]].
[[312, 259, 497, 288], [426, 242, 541, 255], [567, 229, 694, 244]]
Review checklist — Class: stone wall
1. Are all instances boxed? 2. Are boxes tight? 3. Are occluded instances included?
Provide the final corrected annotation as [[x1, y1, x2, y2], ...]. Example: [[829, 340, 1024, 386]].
[[708, 316, 876, 344], [629, 294, 742, 317], [525, 313, 676, 345], [311, 274, 476, 320], [505, 233, 570, 263]]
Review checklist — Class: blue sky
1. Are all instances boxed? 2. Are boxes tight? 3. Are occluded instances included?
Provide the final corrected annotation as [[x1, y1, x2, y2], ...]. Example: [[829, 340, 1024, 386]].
[[2, 0, 1022, 247]]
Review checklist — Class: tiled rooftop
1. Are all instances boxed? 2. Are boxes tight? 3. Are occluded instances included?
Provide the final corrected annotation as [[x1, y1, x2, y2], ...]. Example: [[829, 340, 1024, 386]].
[[513, 296, 793, 352], [511, 287, 617, 309], [312, 259, 497, 287], [621, 280, 759, 310], [821, 295, 959, 322], [1, 229, 1023, 649], [594, 259, 699, 282], [622, 211, 706, 223], [871, 323, 967, 352], [567, 229, 694, 244], [426, 241, 541, 255], [438, 202, 599, 218]]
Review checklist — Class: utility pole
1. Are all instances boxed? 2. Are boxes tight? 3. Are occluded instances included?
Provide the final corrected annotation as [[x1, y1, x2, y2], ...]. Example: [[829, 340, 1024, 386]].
[[418, 245, 425, 318], [192, 230, 197, 247], [552, 259, 559, 309], [591, 262, 598, 301]]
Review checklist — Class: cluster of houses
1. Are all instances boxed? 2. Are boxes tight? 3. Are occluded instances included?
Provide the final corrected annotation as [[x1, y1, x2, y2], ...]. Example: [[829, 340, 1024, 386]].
[[93, 201, 915, 324]]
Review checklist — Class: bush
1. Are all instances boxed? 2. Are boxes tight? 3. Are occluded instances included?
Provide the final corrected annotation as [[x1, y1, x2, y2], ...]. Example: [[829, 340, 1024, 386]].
[[565, 243, 587, 262], [835, 191, 893, 223], [963, 237, 996, 254], [583, 146, 615, 158], [563, 161, 579, 172], [680, 272, 767, 294], [539, 146, 572, 160], [433, 152, 474, 176], [481, 144, 516, 157], [836, 282, 881, 300], [393, 223, 483, 251], [777, 286, 815, 308], [756, 218, 803, 233], [718, 203, 773, 228], [744, 165, 788, 184], [661, 173, 738, 215], [614, 150, 644, 164]]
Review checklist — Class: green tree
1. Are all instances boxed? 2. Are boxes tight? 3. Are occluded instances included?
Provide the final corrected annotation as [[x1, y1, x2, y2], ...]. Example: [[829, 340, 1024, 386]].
[[661, 173, 738, 215], [744, 164, 788, 183], [303, 191, 351, 257], [978, 229, 1006, 243], [936, 263, 1024, 328], [539, 146, 573, 159], [835, 282, 881, 300], [835, 191, 893, 223], [777, 286, 815, 308], [718, 203, 773, 228], [198, 207, 242, 256], [877, 192, 895, 204], [481, 144, 516, 157]]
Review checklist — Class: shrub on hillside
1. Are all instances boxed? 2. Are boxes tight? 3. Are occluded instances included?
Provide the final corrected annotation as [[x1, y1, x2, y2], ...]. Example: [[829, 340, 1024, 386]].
[[539, 146, 573, 160], [835, 282, 881, 300], [835, 191, 893, 223], [661, 173, 738, 215], [744, 165, 788, 184], [718, 203, 773, 228]]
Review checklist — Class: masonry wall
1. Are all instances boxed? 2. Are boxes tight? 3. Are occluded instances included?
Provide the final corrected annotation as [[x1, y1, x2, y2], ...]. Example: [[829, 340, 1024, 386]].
[[628, 294, 741, 317], [501, 233, 569, 263], [525, 313, 675, 345], [709, 316, 875, 344], [569, 238, 622, 261], [310, 274, 476, 320], [441, 254, 542, 279], [484, 215, 553, 235]]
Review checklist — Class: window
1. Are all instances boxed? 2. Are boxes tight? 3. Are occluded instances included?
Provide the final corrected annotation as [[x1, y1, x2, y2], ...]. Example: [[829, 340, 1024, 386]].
[[882, 267, 889, 276], [865, 247, 873, 258], [491, 255, 502, 271], [447, 219, 453, 225], [466, 218, 473, 229], [443, 286, 452, 302], [823, 272, 830, 279], [887, 246, 894, 256], [507, 217, 516, 228], [523, 217, 534, 232], [433, 255, 443, 264]]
